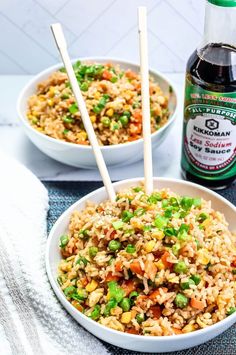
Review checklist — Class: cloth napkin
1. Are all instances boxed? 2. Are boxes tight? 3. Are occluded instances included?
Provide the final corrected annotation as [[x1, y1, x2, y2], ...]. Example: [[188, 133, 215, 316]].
[[0, 151, 109, 355]]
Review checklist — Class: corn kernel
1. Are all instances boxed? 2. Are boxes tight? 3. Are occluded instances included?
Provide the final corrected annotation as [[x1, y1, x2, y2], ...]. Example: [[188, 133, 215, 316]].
[[197, 249, 210, 265], [77, 131, 88, 140], [144, 240, 156, 253], [124, 104, 130, 111], [106, 291, 111, 301], [155, 260, 165, 270], [110, 306, 123, 316], [49, 87, 55, 97], [90, 115, 97, 123], [106, 108, 114, 117], [47, 99, 54, 106], [182, 324, 195, 333], [86, 279, 98, 292], [32, 110, 39, 117], [121, 311, 132, 324], [152, 230, 165, 240], [94, 92, 101, 100]]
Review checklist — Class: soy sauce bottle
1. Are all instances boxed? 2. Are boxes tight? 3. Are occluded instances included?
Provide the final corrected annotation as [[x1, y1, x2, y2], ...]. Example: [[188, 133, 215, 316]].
[[181, 0, 236, 189]]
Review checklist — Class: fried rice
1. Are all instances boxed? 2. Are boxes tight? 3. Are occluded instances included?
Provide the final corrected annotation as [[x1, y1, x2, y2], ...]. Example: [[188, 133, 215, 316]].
[[27, 62, 170, 146], [57, 186, 236, 336]]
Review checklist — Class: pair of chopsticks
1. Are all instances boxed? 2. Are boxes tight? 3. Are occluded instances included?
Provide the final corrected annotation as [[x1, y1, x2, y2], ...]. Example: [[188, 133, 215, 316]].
[[51, 6, 153, 202]]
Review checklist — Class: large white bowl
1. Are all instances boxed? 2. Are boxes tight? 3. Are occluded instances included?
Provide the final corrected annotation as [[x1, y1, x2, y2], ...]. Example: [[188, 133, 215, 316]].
[[46, 177, 236, 353], [17, 58, 178, 169]]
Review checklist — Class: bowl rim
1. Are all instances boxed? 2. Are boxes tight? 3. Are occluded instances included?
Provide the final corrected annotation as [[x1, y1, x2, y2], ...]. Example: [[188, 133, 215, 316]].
[[17, 56, 179, 151], [46, 177, 236, 343]]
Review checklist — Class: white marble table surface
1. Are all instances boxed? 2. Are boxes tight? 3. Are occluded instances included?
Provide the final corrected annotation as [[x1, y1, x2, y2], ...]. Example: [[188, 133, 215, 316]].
[[0, 73, 184, 181]]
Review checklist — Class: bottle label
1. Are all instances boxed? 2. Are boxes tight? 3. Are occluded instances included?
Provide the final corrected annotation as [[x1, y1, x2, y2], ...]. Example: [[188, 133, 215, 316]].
[[182, 78, 236, 180]]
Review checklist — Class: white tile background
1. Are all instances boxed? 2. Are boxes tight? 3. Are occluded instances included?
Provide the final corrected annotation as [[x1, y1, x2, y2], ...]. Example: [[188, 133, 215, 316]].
[[0, 0, 205, 74]]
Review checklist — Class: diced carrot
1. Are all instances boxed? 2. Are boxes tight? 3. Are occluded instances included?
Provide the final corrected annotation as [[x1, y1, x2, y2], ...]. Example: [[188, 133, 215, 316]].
[[78, 141, 89, 145], [190, 298, 205, 310], [172, 327, 183, 335], [161, 251, 173, 269], [231, 256, 236, 267], [121, 279, 136, 296], [115, 260, 123, 272], [145, 260, 157, 281], [126, 328, 139, 335], [133, 110, 142, 122], [80, 277, 88, 287], [130, 123, 142, 135], [127, 135, 140, 142], [149, 305, 161, 320], [71, 300, 83, 312], [149, 287, 168, 301], [105, 272, 120, 282], [102, 70, 113, 80], [125, 69, 137, 80], [130, 261, 144, 275]]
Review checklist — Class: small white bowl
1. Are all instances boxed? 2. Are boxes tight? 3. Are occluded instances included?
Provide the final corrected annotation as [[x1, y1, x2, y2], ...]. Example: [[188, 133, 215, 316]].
[[46, 177, 236, 353], [17, 58, 178, 169]]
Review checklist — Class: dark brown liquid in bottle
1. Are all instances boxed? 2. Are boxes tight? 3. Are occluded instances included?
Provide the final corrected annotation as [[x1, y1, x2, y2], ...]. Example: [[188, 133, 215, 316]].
[[182, 43, 236, 189]]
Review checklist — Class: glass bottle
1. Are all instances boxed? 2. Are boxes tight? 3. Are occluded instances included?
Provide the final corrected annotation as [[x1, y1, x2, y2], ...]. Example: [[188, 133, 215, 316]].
[[181, 0, 236, 189]]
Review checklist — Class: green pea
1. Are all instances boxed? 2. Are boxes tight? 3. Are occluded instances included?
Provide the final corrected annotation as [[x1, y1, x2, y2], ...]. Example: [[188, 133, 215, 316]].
[[89, 246, 98, 258], [121, 210, 134, 223], [79, 229, 89, 239], [73, 289, 88, 301], [232, 269, 236, 275], [69, 103, 78, 114], [108, 240, 121, 251], [119, 298, 131, 311], [112, 221, 124, 230], [190, 274, 201, 285], [90, 305, 101, 320], [174, 261, 188, 274], [123, 111, 131, 118], [80, 82, 89, 91], [63, 116, 75, 124], [60, 235, 69, 248], [126, 244, 136, 254], [110, 76, 117, 83], [104, 299, 117, 316], [101, 117, 111, 127], [63, 129, 69, 134], [129, 291, 139, 299], [136, 313, 145, 324], [119, 115, 129, 126], [227, 307, 236, 316], [174, 293, 189, 308], [64, 286, 76, 297], [162, 199, 169, 208], [180, 279, 195, 290], [111, 122, 120, 131]]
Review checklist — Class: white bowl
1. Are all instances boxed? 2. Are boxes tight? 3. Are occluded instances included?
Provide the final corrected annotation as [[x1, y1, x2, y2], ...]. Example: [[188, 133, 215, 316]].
[[46, 177, 236, 353], [17, 58, 178, 169]]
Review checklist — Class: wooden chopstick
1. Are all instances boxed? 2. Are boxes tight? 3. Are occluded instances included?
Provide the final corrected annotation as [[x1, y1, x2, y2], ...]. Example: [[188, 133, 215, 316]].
[[51, 23, 116, 202], [138, 7, 153, 195]]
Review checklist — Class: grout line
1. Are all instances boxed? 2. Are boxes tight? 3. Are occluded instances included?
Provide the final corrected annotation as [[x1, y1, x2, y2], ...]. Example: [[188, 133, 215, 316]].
[[166, 0, 203, 36], [0, 12, 58, 62], [66, 0, 118, 48], [54, 0, 71, 16], [34, 0, 78, 41], [0, 48, 30, 74], [105, 0, 162, 56], [148, 28, 186, 63]]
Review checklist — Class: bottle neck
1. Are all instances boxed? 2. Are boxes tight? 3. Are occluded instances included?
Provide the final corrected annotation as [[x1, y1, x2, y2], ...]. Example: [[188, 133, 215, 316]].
[[200, 1, 236, 48]]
